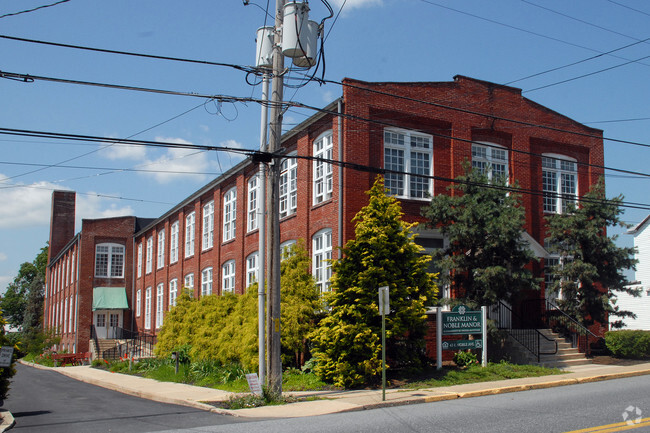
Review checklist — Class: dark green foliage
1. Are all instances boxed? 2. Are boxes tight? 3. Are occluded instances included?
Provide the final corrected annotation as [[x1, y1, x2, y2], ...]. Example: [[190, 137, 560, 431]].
[[310, 177, 438, 388], [423, 165, 539, 305], [0, 310, 17, 401], [546, 179, 638, 328], [605, 330, 650, 359]]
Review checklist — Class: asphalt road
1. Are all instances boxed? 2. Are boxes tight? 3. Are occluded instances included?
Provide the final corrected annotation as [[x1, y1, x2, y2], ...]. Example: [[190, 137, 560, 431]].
[[7, 363, 253, 433], [157, 375, 650, 433]]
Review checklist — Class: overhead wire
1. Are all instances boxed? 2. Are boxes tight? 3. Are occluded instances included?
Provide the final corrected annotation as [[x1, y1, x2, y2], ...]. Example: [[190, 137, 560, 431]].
[[0, 0, 70, 19]]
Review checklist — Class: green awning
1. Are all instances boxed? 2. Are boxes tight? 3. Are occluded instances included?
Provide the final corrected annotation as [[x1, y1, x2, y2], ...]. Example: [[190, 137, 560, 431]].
[[92, 287, 129, 311]]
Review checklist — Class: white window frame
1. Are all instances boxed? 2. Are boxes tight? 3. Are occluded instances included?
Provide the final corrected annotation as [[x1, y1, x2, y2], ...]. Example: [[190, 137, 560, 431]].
[[313, 229, 333, 294], [383, 128, 433, 199], [157, 229, 165, 269], [246, 252, 259, 287], [313, 131, 333, 205], [144, 287, 152, 330], [156, 283, 164, 328], [136, 289, 142, 317], [185, 211, 195, 258], [202, 201, 214, 250], [223, 188, 237, 242], [542, 154, 577, 214], [146, 237, 153, 274], [201, 267, 213, 297], [184, 273, 194, 293], [169, 279, 178, 309], [222, 260, 236, 294], [471, 142, 509, 182], [280, 154, 298, 218], [247, 174, 259, 232], [137, 242, 143, 278], [170, 221, 179, 264], [280, 240, 297, 260], [95, 243, 125, 278]]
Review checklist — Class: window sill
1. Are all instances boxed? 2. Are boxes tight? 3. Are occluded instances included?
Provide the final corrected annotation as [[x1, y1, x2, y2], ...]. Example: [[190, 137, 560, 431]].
[[312, 198, 334, 210], [280, 212, 297, 222]]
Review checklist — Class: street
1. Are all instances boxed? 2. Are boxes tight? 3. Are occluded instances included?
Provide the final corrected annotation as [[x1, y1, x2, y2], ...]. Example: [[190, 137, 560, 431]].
[[7, 364, 253, 432], [8, 363, 650, 433]]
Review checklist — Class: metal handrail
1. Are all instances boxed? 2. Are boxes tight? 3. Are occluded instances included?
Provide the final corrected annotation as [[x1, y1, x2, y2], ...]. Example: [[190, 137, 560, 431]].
[[489, 301, 558, 363]]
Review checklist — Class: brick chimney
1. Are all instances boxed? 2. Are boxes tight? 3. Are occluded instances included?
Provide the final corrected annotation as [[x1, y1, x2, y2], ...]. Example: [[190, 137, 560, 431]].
[[48, 191, 76, 265]]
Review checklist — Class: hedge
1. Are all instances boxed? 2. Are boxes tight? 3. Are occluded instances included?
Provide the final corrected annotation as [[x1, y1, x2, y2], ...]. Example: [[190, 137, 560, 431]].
[[604, 330, 650, 359]]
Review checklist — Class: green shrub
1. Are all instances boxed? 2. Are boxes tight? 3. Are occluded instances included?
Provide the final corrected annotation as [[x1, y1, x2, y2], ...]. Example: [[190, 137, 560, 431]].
[[605, 330, 650, 359], [453, 350, 478, 368]]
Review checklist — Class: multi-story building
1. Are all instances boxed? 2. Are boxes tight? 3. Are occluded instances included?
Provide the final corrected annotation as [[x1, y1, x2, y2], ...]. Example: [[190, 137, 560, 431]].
[[45, 76, 605, 357]]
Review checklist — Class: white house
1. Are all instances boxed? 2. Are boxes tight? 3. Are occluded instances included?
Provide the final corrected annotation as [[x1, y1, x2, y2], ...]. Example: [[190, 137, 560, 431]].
[[617, 215, 650, 330]]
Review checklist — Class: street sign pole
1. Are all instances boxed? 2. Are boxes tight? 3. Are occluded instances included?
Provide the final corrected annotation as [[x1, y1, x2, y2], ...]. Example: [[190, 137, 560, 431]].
[[378, 286, 389, 401], [482, 306, 487, 367]]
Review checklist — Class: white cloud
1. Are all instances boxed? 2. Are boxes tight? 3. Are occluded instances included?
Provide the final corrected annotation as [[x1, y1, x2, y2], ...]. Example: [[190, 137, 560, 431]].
[[322, 90, 336, 103], [0, 174, 133, 229], [0, 253, 7, 262], [330, 0, 382, 11], [0, 276, 12, 294], [99, 142, 147, 161], [140, 137, 211, 183], [0, 176, 62, 229]]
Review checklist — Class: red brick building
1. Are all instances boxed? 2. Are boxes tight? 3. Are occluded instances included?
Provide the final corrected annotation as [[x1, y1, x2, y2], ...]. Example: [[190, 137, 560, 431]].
[[44, 76, 604, 358]]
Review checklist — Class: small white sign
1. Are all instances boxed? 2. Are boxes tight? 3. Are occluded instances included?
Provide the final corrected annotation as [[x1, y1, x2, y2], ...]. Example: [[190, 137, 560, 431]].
[[246, 373, 263, 396], [0, 346, 13, 368], [378, 286, 390, 316]]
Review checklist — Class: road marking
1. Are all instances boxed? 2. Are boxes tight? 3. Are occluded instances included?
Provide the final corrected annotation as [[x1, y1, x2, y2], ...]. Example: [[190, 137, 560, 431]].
[[565, 417, 650, 432]]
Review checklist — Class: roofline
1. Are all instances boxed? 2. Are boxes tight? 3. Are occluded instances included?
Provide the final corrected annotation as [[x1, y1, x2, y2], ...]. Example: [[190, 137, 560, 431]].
[[135, 98, 342, 237], [628, 214, 650, 235]]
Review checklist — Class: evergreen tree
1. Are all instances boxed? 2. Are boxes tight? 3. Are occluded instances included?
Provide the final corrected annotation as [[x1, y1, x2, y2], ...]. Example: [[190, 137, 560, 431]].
[[310, 177, 438, 388], [545, 179, 638, 328], [280, 241, 321, 368], [423, 165, 539, 306]]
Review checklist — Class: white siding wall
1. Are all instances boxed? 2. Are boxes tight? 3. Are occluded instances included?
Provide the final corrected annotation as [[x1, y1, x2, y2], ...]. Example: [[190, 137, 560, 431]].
[[619, 219, 650, 330]]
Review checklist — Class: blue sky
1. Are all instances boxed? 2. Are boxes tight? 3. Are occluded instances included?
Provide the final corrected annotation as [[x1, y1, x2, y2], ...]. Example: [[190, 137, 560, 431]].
[[1, 0, 649, 291]]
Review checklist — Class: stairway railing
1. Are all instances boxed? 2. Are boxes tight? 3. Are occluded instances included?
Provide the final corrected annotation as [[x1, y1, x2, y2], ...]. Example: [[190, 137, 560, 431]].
[[489, 301, 557, 363], [522, 298, 603, 356]]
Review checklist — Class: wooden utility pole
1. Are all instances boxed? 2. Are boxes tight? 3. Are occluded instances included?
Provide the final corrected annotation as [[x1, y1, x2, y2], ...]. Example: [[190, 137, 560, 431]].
[[266, 0, 285, 396]]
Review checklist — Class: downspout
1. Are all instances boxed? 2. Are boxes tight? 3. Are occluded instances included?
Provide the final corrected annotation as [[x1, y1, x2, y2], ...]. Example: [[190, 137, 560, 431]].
[[337, 99, 343, 255]]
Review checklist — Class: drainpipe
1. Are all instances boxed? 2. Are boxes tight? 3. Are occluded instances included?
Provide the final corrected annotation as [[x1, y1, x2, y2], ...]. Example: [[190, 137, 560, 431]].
[[337, 99, 343, 254]]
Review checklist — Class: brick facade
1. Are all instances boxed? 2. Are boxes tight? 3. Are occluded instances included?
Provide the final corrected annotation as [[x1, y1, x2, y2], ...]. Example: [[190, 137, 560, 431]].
[[45, 76, 605, 359]]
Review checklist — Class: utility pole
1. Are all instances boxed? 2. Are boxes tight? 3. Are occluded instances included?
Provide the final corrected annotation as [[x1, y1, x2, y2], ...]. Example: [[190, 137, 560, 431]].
[[266, 0, 285, 396]]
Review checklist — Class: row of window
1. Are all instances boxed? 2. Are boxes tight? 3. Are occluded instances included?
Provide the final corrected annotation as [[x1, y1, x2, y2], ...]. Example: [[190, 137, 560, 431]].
[[49, 250, 77, 296], [48, 294, 77, 335], [383, 128, 578, 213], [134, 229, 334, 330]]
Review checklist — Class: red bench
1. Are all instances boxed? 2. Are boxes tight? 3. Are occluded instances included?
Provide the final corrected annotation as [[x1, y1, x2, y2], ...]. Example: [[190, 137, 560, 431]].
[[52, 352, 91, 366]]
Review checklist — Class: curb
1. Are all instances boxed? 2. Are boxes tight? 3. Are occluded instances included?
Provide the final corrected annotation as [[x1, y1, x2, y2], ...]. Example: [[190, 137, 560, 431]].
[[0, 409, 15, 432]]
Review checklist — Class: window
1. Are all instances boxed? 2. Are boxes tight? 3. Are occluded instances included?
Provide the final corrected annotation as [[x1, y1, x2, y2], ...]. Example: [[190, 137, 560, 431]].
[[96, 313, 106, 328], [170, 221, 179, 264], [185, 211, 195, 258], [201, 267, 213, 297], [280, 155, 298, 218], [146, 237, 153, 274], [144, 287, 152, 330], [384, 128, 433, 199], [69, 296, 74, 333], [95, 243, 125, 278], [223, 188, 237, 242], [313, 229, 332, 294], [202, 201, 214, 250], [248, 174, 260, 232], [544, 257, 560, 289], [246, 252, 259, 287], [71, 252, 75, 283], [314, 131, 333, 204], [137, 242, 143, 277], [157, 230, 165, 269], [156, 284, 164, 328], [109, 313, 119, 328], [280, 240, 297, 260], [136, 289, 142, 317], [184, 273, 194, 293], [542, 155, 577, 214], [222, 260, 235, 294], [169, 279, 178, 309], [472, 142, 508, 182]]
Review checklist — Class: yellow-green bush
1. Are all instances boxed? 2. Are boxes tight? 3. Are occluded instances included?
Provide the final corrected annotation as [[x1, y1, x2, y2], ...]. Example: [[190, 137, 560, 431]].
[[605, 330, 650, 359]]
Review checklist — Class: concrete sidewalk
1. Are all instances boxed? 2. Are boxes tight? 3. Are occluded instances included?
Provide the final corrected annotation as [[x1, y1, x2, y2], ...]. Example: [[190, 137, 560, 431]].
[[19, 360, 650, 419]]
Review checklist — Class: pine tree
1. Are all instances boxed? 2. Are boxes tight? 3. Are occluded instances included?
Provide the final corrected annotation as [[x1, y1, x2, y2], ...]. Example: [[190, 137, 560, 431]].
[[545, 179, 638, 328], [310, 177, 438, 388], [423, 165, 539, 306]]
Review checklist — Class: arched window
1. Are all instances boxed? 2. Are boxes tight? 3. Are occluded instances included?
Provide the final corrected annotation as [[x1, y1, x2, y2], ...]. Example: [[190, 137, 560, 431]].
[[313, 229, 332, 294], [313, 131, 333, 204]]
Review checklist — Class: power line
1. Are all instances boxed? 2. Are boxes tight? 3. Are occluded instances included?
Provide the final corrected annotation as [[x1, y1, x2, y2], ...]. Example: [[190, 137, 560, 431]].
[[2, 125, 649, 211], [0, 0, 70, 19]]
